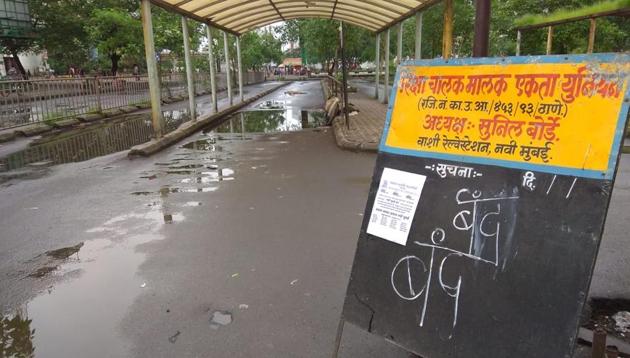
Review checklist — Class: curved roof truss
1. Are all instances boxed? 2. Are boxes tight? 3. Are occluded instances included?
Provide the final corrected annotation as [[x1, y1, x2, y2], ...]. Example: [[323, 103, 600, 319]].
[[150, 0, 439, 35]]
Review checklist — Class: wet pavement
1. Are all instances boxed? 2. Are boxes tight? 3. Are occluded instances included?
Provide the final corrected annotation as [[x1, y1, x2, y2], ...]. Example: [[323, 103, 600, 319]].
[[0, 82, 284, 172], [0, 80, 628, 357], [0, 80, 409, 357]]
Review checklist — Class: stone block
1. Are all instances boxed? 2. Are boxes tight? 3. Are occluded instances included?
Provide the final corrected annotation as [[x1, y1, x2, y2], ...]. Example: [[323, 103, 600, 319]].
[[76, 113, 104, 122]]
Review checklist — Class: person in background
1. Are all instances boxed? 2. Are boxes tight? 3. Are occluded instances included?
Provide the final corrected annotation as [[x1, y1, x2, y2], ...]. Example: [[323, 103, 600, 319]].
[[7, 66, 23, 80], [133, 64, 140, 80]]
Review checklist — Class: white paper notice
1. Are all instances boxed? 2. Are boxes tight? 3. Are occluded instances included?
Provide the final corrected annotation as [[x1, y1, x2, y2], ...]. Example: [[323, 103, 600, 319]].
[[367, 168, 427, 246]]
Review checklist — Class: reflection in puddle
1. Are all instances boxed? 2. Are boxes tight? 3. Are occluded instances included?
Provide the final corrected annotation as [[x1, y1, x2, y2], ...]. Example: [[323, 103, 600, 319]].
[[166, 187, 218, 193], [29, 266, 58, 279], [0, 109, 196, 171], [9, 206, 185, 357], [1, 115, 154, 171], [45, 243, 84, 260], [284, 90, 306, 96], [256, 100, 285, 110], [27, 242, 85, 279], [203, 109, 326, 136], [0, 309, 35, 357], [163, 110, 191, 133], [182, 139, 222, 151], [168, 164, 204, 170], [165, 170, 195, 175]]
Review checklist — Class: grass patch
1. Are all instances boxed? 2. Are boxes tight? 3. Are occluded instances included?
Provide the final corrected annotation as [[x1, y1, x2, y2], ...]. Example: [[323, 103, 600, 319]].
[[623, 146, 630, 154], [514, 0, 630, 27], [130, 100, 150, 107], [43, 111, 72, 125]]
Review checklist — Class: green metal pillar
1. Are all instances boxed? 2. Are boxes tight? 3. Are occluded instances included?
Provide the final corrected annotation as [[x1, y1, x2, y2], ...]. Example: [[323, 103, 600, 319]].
[[140, 0, 163, 138]]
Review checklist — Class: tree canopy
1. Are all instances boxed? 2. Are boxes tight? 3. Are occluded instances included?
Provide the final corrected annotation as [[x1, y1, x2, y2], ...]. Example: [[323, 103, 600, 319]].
[[276, 0, 629, 69], [1, 0, 628, 77], [87, 8, 142, 75]]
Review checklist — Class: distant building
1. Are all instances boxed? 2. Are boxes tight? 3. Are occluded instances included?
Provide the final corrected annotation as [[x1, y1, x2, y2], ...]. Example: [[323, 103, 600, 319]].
[[0, 0, 44, 77], [279, 57, 302, 74], [0, 51, 49, 77], [0, 0, 33, 38]]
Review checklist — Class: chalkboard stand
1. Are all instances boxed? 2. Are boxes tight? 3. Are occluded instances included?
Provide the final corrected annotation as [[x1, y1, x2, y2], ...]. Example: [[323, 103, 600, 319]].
[[331, 317, 424, 358], [331, 316, 345, 358]]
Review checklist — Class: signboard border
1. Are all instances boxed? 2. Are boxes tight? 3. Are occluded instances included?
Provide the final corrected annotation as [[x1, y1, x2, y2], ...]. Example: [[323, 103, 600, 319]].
[[378, 53, 630, 180]]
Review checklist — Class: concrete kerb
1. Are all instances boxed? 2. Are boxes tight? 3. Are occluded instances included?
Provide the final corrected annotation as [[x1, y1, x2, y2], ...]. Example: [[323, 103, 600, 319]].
[[128, 82, 293, 158], [332, 116, 379, 153], [321, 79, 331, 100]]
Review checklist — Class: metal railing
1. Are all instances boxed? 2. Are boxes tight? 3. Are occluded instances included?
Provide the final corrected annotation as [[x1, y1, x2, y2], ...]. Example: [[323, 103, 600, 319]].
[[0, 75, 151, 129], [0, 71, 266, 130], [325, 74, 347, 112]]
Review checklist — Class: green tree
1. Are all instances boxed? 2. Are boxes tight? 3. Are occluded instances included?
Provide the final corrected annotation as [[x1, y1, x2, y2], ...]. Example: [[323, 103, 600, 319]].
[[241, 31, 282, 70], [88, 8, 142, 75]]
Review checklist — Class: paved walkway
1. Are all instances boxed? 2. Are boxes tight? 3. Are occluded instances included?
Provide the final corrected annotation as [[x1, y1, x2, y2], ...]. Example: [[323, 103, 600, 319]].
[[332, 91, 388, 152]]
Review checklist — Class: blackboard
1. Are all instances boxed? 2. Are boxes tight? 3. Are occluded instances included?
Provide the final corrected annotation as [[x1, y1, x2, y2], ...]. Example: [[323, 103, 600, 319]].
[[341, 54, 630, 358]]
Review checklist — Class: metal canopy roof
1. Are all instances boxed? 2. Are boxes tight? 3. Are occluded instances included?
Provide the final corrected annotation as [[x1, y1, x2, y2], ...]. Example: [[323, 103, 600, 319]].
[[150, 0, 439, 35]]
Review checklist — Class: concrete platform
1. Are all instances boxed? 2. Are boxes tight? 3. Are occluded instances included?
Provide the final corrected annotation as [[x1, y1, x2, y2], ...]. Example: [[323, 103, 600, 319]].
[[332, 91, 388, 152]]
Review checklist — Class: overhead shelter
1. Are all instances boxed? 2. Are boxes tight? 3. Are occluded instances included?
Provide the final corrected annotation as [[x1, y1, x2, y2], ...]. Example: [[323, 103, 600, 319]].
[[141, 0, 492, 136], [513, 0, 630, 55], [148, 0, 441, 35]]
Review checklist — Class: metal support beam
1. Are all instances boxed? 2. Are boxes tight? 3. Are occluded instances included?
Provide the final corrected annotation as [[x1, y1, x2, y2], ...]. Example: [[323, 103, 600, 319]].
[[375, 32, 380, 100], [473, 0, 491, 57], [593, 328, 607, 358], [340, 21, 350, 129], [223, 31, 233, 105], [397, 22, 403, 65], [236, 36, 244, 102], [140, 0, 163, 138], [415, 12, 423, 59], [516, 30, 522, 56], [240, 112, 245, 139], [206, 25, 218, 113], [182, 16, 196, 120], [546, 26, 553, 55], [442, 0, 454, 59], [588, 18, 597, 54], [383, 28, 390, 104]]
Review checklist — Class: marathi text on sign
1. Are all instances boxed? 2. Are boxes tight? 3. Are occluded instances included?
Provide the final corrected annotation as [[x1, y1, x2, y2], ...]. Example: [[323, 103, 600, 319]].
[[384, 60, 630, 178]]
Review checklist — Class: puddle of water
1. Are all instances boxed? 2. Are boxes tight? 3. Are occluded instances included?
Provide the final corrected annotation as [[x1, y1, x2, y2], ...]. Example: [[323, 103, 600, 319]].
[[23, 242, 85, 279], [0, 310, 35, 357], [284, 90, 306, 96], [168, 164, 204, 170], [203, 109, 326, 136], [182, 201, 202, 207], [181, 139, 222, 151], [1, 115, 154, 171], [163, 110, 191, 133], [165, 187, 218, 194], [45, 243, 84, 260], [165, 170, 195, 175], [1, 203, 188, 357], [256, 100, 285, 110], [29, 266, 59, 279]]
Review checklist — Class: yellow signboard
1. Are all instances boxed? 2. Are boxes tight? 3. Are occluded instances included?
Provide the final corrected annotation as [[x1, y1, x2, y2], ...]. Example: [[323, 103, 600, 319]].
[[382, 55, 630, 179]]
